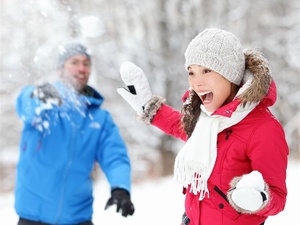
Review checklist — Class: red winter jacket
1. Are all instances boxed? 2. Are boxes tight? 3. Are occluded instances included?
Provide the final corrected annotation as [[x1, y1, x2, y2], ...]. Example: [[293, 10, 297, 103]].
[[147, 51, 288, 225]]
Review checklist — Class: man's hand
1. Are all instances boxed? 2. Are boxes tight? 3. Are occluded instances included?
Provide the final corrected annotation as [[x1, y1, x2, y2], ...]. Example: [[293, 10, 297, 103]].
[[31, 82, 62, 106], [105, 188, 135, 217], [117, 62, 152, 114]]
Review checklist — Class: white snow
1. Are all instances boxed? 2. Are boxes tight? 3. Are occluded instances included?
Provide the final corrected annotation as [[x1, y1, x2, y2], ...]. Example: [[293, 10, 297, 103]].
[[0, 160, 299, 224]]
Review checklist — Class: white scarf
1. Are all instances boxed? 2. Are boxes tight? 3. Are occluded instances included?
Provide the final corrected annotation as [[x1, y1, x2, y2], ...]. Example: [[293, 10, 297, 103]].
[[174, 73, 258, 200]]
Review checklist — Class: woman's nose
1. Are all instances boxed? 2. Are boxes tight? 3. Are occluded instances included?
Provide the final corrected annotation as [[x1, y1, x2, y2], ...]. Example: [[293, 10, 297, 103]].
[[194, 74, 205, 86]]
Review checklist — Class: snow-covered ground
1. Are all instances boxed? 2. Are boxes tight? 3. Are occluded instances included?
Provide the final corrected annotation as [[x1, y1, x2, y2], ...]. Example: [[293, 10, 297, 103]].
[[1, 160, 299, 225]]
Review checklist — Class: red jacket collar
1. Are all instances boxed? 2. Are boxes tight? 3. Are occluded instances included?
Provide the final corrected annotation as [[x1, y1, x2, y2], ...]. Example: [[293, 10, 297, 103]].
[[212, 81, 276, 117]]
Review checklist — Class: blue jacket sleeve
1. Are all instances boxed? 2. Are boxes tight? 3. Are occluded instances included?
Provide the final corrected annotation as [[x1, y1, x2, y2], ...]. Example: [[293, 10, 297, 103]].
[[16, 86, 41, 124], [96, 112, 132, 193]]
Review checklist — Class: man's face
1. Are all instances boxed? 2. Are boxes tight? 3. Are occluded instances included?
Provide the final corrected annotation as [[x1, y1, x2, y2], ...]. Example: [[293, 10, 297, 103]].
[[58, 54, 91, 91]]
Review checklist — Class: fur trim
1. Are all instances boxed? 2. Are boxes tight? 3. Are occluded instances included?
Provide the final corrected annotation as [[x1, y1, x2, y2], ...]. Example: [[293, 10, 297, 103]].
[[238, 48, 272, 105], [227, 175, 270, 214], [137, 95, 166, 125]]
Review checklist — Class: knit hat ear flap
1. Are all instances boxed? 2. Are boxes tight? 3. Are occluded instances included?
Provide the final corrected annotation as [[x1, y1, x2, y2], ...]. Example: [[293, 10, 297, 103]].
[[237, 48, 272, 104]]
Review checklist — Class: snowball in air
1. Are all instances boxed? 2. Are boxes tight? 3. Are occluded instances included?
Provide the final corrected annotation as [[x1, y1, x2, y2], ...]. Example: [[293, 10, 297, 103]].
[[79, 16, 105, 38]]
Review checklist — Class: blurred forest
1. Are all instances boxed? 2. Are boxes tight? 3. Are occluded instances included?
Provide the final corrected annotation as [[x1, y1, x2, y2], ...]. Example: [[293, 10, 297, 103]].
[[0, 0, 299, 192]]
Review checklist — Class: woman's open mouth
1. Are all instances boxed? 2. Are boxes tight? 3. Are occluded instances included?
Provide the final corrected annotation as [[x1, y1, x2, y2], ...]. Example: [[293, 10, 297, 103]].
[[198, 91, 213, 104]]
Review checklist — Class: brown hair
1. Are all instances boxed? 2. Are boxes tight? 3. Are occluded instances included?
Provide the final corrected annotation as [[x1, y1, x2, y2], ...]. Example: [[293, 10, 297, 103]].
[[180, 89, 201, 138]]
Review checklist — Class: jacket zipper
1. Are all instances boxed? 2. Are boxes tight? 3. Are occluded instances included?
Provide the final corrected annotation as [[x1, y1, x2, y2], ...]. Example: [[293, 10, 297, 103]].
[[225, 129, 232, 140], [54, 116, 77, 224]]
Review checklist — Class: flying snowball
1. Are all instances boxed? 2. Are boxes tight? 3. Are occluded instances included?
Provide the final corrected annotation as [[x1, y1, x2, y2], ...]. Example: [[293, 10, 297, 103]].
[[79, 16, 105, 38]]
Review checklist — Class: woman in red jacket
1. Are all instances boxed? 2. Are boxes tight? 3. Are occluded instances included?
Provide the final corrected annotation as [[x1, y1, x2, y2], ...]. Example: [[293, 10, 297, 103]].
[[117, 28, 289, 225]]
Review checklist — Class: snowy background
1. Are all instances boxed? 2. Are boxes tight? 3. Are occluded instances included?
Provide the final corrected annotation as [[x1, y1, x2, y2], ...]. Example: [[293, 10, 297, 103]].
[[0, 0, 299, 224]]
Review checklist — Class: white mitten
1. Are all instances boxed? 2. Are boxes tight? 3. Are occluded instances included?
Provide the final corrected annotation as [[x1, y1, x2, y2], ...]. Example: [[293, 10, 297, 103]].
[[117, 62, 152, 114], [229, 171, 269, 213]]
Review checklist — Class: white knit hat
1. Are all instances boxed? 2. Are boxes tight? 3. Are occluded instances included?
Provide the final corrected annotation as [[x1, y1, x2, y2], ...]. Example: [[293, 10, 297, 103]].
[[184, 28, 245, 85]]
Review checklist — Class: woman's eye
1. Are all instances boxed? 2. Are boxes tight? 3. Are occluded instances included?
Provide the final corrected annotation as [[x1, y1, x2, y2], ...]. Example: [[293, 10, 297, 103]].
[[203, 69, 211, 73], [188, 71, 194, 76]]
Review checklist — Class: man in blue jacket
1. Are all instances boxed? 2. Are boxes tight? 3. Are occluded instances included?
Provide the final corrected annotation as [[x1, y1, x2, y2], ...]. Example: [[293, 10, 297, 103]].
[[15, 42, 134, 225]]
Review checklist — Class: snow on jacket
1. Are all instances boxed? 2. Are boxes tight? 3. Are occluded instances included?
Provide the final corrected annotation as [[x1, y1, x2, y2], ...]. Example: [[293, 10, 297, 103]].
[[139, 49, 288, 225], [15, 81, 132, 224]]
